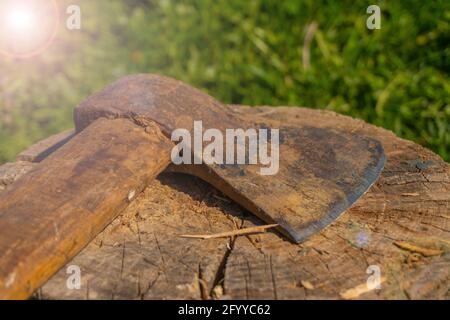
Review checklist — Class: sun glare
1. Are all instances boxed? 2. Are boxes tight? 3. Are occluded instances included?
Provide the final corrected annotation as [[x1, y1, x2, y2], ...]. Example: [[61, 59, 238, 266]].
[[6, 7, 37, 33], [0, 0, 60, 58]]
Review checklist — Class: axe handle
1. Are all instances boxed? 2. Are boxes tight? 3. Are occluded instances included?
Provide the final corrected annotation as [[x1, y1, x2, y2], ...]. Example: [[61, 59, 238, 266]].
[[0, 118, 173, 299]]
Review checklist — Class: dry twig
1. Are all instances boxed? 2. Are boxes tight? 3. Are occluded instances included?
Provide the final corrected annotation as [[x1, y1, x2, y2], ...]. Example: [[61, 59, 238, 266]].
[[179, 224, 279, 240]]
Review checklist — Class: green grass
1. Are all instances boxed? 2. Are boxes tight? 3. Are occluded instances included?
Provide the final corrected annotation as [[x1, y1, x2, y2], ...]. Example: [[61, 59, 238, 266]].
[[0, 0, 448, 163]]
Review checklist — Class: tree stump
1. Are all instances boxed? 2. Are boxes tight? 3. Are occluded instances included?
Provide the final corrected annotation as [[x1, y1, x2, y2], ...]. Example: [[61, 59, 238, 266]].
[[1, 106, 449, 300]]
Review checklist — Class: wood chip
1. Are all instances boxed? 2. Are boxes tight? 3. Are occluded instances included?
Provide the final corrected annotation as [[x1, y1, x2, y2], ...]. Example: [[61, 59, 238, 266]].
[[300, 280, 315, 290], [179, 224, 279, 240], [393, 241, 444, 257], [340, 277, 386, 300]]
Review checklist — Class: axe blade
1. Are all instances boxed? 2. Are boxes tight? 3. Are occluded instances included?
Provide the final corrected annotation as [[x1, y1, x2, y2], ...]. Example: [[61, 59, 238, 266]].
[[171, 125, 386, 243]]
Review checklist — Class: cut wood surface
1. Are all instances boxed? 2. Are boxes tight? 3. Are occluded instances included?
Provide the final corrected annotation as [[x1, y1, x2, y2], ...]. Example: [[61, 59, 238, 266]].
[[1, 106, 449, 300]]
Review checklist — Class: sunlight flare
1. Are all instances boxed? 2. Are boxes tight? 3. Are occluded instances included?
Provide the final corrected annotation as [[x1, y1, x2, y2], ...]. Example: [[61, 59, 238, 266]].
[[6, 6, 38, 34]]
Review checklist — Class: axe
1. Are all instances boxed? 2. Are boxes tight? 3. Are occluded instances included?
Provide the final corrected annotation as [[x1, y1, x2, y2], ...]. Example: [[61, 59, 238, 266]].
[[0, 74, 385, 299]]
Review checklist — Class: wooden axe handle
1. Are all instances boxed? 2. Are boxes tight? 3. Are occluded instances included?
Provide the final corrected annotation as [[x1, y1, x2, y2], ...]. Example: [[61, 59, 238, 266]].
[[0, 118, 173, 299]]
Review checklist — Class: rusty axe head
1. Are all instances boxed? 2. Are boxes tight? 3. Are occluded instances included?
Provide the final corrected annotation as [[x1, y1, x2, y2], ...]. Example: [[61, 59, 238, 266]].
[[75, 74, 385, 243]]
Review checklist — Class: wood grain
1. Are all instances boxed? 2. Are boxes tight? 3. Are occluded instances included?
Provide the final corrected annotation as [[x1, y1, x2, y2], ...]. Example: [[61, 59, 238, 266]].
[[16, 130, 75, 163], [224, 106, 450, 300], [0, 118, 172, 299]]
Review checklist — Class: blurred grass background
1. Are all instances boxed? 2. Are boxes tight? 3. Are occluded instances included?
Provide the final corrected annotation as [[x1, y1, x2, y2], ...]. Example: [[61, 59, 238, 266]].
[[0, 0, 448, 163]]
